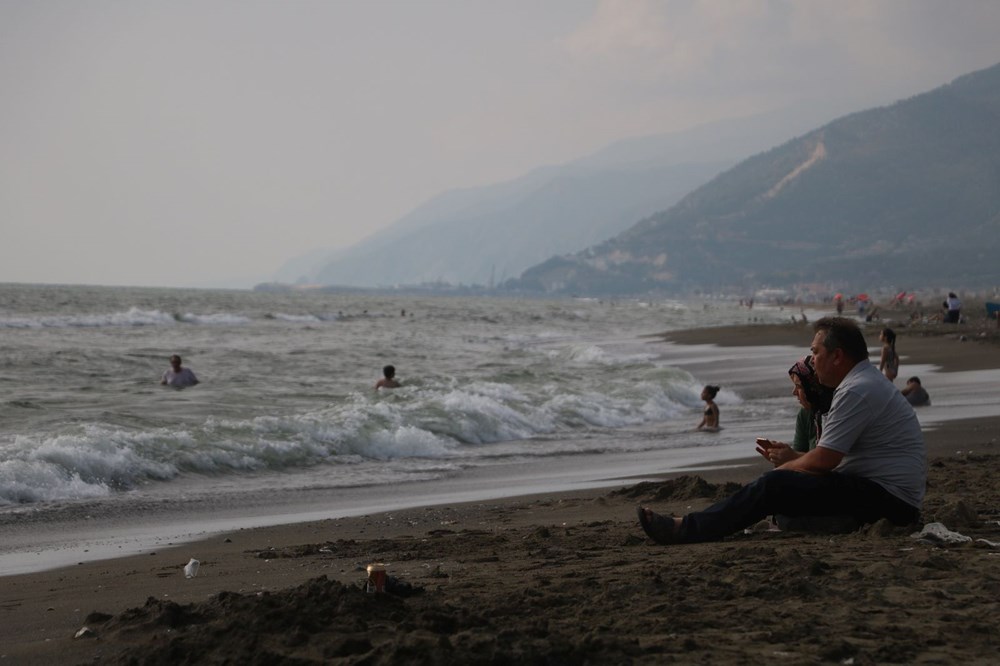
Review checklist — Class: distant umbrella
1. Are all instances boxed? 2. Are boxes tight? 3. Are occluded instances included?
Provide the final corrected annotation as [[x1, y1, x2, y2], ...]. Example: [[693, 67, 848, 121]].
[[857, 293, 870, 301]]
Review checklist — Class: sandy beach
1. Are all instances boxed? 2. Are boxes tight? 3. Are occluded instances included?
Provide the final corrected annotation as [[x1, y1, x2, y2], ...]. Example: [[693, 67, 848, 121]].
[[3, 321, 999, 664]]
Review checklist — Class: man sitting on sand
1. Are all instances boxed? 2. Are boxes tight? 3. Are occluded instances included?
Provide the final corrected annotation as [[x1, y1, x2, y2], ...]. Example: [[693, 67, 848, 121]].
[[375, 364, 401, 390], [638, 317, 925, 544], [161, 355, 199, 388], [902, 376, 931, 406]]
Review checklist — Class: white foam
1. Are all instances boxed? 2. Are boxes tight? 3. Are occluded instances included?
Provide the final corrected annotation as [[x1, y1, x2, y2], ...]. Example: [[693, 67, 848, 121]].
[[271, 313, 322, 323], [0, 307, 258, 329], [0, 307, 177, 329], [0, 459, 111, 503], [177, 312, 251, 325], [360, 426, 457, 460], [561, 344, 612, 364]]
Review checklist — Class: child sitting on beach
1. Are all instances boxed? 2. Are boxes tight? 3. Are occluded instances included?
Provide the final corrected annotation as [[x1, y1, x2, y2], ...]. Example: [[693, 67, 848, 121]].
[[695, 385, 720, 431], [901, 376, 931, 406]]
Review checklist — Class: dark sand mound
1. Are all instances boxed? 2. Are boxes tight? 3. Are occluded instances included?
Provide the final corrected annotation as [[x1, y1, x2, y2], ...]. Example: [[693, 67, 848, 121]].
[[613, 473, 744, 502], [79, 455, 1000, 665]]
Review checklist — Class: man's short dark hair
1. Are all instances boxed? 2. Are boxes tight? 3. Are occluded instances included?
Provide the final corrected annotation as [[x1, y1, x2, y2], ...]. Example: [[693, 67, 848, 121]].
[[813, 317, 869, 362], [908, 376, 921, 385]]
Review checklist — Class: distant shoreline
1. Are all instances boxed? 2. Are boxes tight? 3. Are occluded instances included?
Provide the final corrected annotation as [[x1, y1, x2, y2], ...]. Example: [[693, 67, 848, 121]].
[[659, 318, 1000, 370]]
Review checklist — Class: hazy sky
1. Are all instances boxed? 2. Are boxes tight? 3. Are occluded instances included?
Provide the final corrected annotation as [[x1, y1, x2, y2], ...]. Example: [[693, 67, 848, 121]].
[[3, 0, 1000, 288]]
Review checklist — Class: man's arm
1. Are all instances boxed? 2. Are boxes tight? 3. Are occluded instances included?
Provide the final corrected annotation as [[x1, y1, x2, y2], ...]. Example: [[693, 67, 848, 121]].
[[778, 445, 844, 475]]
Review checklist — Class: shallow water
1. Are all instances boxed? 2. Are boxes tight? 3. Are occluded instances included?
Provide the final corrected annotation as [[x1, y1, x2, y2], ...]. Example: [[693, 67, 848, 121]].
[[0, 285, 807, 510]]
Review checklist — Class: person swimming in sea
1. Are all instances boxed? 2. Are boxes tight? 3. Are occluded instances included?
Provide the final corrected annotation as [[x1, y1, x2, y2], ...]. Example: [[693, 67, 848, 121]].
[[695, 385, 720, 431], [375, 364, 401, 390], [160, 354, 199, 388]]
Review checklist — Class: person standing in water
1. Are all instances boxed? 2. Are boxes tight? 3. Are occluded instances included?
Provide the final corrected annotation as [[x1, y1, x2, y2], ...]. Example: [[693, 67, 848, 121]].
[[375, 365, 401, 390], [160, 355, 199, 388], [695, 385, 720, 431], [944, 292, 962, 323], [878, 328, 899, 382]]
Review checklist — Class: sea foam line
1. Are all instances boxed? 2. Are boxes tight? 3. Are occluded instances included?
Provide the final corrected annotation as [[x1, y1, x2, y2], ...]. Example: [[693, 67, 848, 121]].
[[0, 307, 259, 329]]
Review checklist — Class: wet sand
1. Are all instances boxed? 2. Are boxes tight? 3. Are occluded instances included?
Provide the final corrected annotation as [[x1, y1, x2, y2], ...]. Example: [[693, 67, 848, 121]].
[[3, 322, 999, 664]]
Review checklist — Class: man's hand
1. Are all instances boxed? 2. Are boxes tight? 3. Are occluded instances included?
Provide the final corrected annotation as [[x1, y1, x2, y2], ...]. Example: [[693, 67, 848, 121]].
[[755, 438, 798, 466]]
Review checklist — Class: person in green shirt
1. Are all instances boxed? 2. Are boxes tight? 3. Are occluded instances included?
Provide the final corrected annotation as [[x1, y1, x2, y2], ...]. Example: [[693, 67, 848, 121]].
[[756, 355, 833, 465]]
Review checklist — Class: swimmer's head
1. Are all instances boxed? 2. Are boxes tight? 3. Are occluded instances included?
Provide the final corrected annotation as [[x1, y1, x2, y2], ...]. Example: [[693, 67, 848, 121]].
[[701, 385, 720, 400], [383, 365, 395, 379]]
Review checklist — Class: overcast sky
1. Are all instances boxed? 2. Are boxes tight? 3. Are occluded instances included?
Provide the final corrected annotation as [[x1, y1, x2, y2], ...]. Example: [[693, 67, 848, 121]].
[[3, 0, 1000, 288]]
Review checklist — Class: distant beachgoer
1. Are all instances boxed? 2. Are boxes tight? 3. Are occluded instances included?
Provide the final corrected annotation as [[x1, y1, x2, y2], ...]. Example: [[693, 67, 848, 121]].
[[161, 355, 199, 388], [878, 328, 899, 382], [755, 355, 834, 466], [638, 317, 925, 545], [695, 385, 720, 431], [902, 376, 931, 406], [944, 293, 962, 323], [375, 365, 401, 390]]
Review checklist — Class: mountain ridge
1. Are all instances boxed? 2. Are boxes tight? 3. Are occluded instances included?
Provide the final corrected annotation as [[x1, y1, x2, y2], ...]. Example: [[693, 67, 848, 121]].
[[275, 105, 841, 288], [511, 62, 1000, 295]]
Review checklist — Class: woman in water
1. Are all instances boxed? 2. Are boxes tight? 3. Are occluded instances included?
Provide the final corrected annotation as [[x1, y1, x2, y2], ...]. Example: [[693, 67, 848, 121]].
[[878, 328, 899, 382], [755, 355, 834, 465], [695, 385, 721, 431]]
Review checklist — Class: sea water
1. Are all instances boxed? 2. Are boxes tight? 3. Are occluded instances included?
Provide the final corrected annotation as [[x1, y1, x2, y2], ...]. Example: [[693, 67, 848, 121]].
[[0, 283, 814, 571]]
